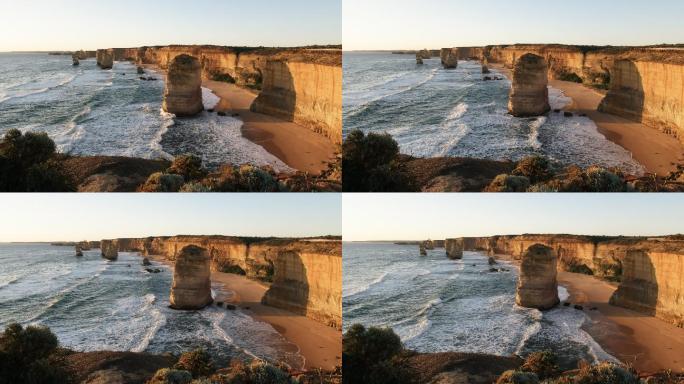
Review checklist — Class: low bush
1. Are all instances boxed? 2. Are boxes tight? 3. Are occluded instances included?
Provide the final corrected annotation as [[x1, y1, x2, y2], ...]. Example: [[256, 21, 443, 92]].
[[139, 173, 185, 192], [485, 174, 530, 192], [174, 348, 215, 378], [512, 156, 552, 184], [520, 351, 559, 380], [496, 370, 540, 384], [167, 155, 206, 181], [148, 368, 193, 384]]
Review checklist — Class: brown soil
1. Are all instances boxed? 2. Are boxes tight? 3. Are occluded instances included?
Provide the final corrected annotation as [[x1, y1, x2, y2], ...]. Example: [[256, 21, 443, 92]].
[[63, 350, 175, 384], [59, 155, 169, 191], [405, 352, 522, 384]]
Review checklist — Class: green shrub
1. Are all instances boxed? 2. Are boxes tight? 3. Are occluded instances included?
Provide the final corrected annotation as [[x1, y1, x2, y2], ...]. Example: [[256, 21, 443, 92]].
[[485, 174, 530, 192], [25, 161, 76, 192], [237, 165, 281, 192], [343, 324, 415, 384], [584, 166, 629, 192], [0, 323, 72, 384], [168, 155, 206, 181], [571, 362, 639, 384], [249, 361, 293, 384], [496, 370, 540, 384], [180, 182, 212, 193], [174, 349, 215, 378], [559, 72, 583, 83], [1, 129, 56, 167], [149, 368, 193, 384], [520, 351, 559, 380], [342, 130, 416, 192], [139, 172, 185, 192], [513, 156, 552, 184]]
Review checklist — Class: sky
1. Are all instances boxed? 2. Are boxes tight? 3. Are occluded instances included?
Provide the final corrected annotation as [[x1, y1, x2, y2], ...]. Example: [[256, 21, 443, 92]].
[[0, 194, 341, 242], [343, 194, 684, 241], [0, 0, 341, 52], [343, 0, 684, 50]]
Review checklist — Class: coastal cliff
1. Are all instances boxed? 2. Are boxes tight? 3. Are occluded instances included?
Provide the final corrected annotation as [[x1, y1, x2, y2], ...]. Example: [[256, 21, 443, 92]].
[[459, 234, 684, 327], [98, 45, 342, 143], [482, 44, 684, 142], [110, 235, 342, 328]]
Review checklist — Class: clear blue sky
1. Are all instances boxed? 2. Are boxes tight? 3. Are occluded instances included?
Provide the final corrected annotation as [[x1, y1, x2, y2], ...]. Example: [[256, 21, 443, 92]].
[[0, 194, 341, 242], [344, 0, 684, 50], [0, 0, 341, 51], [344, 194, 684, 241]]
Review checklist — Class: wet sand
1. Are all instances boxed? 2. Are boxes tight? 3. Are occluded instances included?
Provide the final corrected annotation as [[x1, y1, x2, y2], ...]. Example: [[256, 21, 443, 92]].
[[202, 80, 336, 175], [141, 64, 336, 175], [147, 254, 341, 371], [557, 271, 684, 374], [491, 63, 684, 176]]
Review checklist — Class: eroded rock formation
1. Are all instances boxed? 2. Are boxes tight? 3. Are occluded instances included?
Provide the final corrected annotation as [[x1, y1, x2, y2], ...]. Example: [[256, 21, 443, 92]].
[[110, 235, 342, 327], [96, 49, 113, 69], [440, 48, 458, 69], [72, 54, 79, 66], [169, 245, 213, 310], [445, 238, 464, 259], [100, 240, 118, 260], [516, 244, 559, 310], [419, 243, 427, 256], [416, 49, 431, 65], [163, 54, 203, 116], [95, 45, 341, 143], [508, 53, 550, 117], [610, 247, 684, 327]]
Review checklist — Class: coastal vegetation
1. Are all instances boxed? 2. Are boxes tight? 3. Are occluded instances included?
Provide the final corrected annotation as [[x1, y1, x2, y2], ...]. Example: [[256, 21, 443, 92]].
[[342, 324, 680, 383], [0, 323, 340, 384], [342, 130, 684, 192]]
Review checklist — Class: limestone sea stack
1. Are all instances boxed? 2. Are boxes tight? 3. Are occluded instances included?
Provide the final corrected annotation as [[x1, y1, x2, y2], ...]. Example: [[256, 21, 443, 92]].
[[72, 53, 79, 66], [416, 49, 431, 65], [162, 54, 203, 116], [419, 243, 427, 256], [75, 245, 83, 257], [169, 245, 213, 310], [482, 57, 490, 74], [445, 238, 464, 260], [516, 244, 559, 310], [100, 240, 118, 261], [508, 53, 550, 117], [97, 49, 113, 70], [440, 48, 458, 69]]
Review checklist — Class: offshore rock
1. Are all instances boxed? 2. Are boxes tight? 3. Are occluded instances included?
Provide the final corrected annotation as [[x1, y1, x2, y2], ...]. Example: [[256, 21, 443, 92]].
[[169, 245, 213, 310], [508, 53, 550, 117], [440, 48, 459, 69], [97, 49, 113, 69], [445, 238, 464, 259], [419, 243, 427, 256], [516, 244, 559, 310], [162, 54, 203, 116], [100, 240, 118, 260]]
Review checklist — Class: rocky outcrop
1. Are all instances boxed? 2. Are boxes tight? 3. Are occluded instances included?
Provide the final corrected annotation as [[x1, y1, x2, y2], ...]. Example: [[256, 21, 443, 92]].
[[423, 240, 435, 250], [416, 49, 431, 64], [599, 58, 684, 141], [98, 45, 341, 143], [75, 245, 83, 257], [96, 49, 113, 69], [419, 243, 427, 256], [440, 48, 458, 69], [610, 247, 684, 327], [445, 238, 464, 259], [262, 248, 342, 328], [508, 53, 550, 117], [251, 60, 342, 143], [169, 245, 213, 310], [100, 240, 118, 260], [464, 234, 684, 327], [162, 54, 203, 116], [112, 235, 342, 327], [482, 57, 490, 74], [516, 244, 559, 310], [72, 54, 79, 66]]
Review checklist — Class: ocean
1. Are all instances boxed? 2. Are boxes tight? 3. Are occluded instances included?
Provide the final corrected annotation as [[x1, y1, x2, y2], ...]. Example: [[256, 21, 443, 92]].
[[342, 242, 618, 370], [343, 52, 645, 175], [0, 243, 303, 368], [0, 53, 289, 171]]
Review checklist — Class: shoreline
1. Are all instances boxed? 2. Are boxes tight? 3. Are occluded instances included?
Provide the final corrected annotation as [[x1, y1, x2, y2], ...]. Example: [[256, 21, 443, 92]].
[[493, 252, 684, 374], [146, 253, 341, 371], [142, 63, 336, 175], [490, 63, 684, 176]]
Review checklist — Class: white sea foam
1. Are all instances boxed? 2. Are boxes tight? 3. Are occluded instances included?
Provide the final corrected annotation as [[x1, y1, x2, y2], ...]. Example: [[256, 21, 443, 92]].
[[528, 116, 546, 150], [202, 87, 221, 110]]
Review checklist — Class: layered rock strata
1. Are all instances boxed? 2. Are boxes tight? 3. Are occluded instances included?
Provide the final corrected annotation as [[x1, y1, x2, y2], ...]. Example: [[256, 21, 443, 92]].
[[516, 244, 559, 310], [508, 53, 550, 117], [445, 238, 464, 259], [162, 54, 203, 116], [169, 245, 213, 310], [96, 49, 113, 69], [94, 45, 341, 143], [110, 235, 341, 327], [440, 48, 458, 69], [461, 234, 684, 327], [100, 240, 118, 260]]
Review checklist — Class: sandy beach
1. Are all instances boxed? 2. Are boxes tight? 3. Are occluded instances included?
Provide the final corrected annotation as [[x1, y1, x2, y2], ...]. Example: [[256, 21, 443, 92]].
[[146, 254, 341, 371], [491, 63, 684, 176], [140, 64, 336, 175], [558, 271, 684, 374]]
